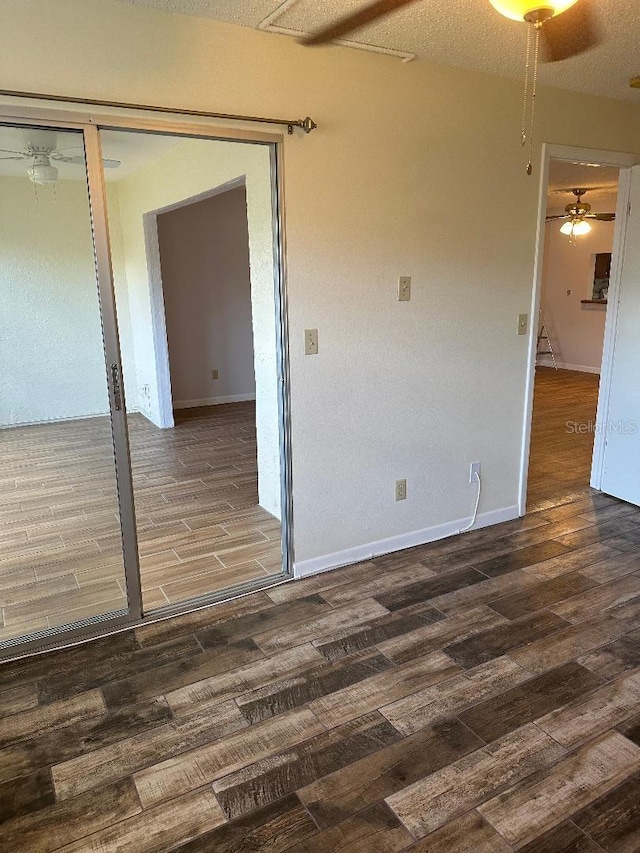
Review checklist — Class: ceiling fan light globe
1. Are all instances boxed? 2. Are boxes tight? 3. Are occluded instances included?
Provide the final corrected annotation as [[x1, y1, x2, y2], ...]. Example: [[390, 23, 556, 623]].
[[27, 163, 58, 185], [560, 220, 575, 234], [488, 0, 579, 22], [573, 219, 592, 235]]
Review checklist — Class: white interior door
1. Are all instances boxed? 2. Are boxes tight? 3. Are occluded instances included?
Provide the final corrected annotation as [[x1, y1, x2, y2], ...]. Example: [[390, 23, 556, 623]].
[[599, 165, 640, 506]]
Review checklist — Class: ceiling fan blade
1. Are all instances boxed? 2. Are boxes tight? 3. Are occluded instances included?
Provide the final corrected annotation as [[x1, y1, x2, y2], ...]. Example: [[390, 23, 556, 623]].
[[541, 0, 602, 62], [302, 0, 423, 46], [0, 156, 25, 161], [549, 184, 611, 195], [0, 148, 25, 156], [50, 155, 83, 164], [588, 213, 616, 221], [546, 215, 569, 221], [52, 154, 121, 168]]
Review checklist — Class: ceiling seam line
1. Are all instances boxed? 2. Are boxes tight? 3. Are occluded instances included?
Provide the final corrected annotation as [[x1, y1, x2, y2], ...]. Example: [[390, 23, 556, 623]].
[[257, 0, 416, 63]]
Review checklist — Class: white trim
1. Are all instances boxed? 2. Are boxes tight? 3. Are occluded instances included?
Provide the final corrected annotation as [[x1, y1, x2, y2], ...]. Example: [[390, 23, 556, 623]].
[[173, 394, 256, 408], [143, 212, 175, 430], [519, 147, 552, 516], [519, 144, 640, 516], [154, 177, 246, 218], [293, 504, 520, 579], [591, 167, 634, 491], [0, 410, 111, 428], [146, 177, 248, 429], [547, 362, 601, 374]]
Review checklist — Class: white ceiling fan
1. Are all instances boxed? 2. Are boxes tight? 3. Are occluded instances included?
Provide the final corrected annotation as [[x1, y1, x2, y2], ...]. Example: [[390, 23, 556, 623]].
[[0, 130, 120, 185]]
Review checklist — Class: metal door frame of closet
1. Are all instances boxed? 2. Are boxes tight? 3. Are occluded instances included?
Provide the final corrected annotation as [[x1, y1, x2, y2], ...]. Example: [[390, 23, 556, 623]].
[[0, 106, 293, 662]]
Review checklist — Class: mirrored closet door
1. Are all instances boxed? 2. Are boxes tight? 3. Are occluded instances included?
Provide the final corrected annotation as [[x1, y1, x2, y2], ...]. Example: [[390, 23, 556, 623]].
[[0, 121, 136, 651], [0, 114, 290, 659]]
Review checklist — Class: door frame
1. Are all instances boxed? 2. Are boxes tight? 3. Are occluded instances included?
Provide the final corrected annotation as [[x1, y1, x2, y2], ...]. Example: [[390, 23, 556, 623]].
[[518, 143, 640, 515], [0, 103, 294, 660], [144, 176, 248, 429]]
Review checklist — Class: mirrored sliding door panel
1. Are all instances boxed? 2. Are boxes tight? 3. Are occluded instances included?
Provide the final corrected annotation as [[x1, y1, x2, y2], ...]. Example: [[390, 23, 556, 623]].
[[99, 128, 286, 612], [0, 124, 129, 647]]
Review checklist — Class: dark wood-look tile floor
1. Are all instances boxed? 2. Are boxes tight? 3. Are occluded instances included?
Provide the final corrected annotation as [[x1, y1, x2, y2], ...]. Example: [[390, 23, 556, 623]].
[[2, 369, 640, 850], [0, 404, 282, 641]]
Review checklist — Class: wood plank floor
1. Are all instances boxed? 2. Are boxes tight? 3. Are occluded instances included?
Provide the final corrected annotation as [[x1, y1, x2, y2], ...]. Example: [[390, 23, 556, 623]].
[[1, 371, 639, 850], [0, 404, 281, 641], [527, 367, 601, 510]]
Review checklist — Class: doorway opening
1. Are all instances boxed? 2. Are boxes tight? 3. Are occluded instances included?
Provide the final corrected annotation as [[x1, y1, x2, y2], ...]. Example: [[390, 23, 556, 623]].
[[527, 160, 620, 510]]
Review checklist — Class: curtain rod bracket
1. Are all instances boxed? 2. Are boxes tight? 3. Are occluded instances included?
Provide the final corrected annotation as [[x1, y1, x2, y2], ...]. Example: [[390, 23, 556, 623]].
[[0, 89, 318, 136]]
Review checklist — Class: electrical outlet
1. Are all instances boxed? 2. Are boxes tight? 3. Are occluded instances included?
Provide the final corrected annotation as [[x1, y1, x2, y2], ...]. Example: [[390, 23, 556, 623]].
[[395, 479, 407, 501], [517, 314, 528, 336], [470, 462, 481, 484], [398, 276, 411, 302], [305, 329, 319, 355], [211, 369, 219, 380]]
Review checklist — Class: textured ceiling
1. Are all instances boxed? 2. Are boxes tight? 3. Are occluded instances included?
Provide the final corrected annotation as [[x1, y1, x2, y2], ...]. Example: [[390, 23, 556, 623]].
[[118, 0, 640, 103], [546, 162, 619, 215]]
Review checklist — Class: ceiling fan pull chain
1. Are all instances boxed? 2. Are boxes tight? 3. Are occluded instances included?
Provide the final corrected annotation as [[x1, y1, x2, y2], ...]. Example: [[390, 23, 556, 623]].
[[521, 22, 533, 148], [527, 23, 542, 175]]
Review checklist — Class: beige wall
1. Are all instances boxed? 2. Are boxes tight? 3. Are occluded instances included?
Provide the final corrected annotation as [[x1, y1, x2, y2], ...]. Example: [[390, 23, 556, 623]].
[[540, 217, 615, 373], [157, 185, 256, 406], [3, 0, 640, 570], [0, 175, 118, 425]]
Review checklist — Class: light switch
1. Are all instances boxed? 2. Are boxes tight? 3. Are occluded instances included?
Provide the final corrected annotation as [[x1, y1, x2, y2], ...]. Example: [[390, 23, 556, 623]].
[[305, 328, 319, 355], [398, 276, 411, 302], [517, 313, 528, 336]]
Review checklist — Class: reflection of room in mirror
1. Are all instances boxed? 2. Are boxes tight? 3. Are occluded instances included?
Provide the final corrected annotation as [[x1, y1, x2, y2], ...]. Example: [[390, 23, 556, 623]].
[[0, 124, 128, 641], [0, 125, 285, 646], [101, 129, 284, 613]]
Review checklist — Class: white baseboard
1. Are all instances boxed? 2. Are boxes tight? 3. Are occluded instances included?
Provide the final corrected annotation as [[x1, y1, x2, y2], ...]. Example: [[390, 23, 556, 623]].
[[0, 411, 111, 429], [293, 504, 520, 579], [556, 362, 601, 375], [0, 407, 144, 430], [538, 361, 601, 375], [173, 394, 256, 409]]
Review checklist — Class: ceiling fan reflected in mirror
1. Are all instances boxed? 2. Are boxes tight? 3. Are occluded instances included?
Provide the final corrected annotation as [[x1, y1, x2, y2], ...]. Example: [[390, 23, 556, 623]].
[[302, 0, 602, 174], [546, 188, 615, 245], [0, 130, 120, 186]]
